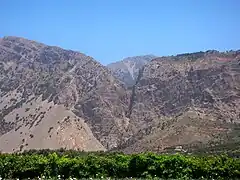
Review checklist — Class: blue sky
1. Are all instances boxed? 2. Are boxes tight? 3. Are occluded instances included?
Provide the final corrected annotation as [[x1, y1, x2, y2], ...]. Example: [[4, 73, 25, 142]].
[[1, 0, 239, 64]]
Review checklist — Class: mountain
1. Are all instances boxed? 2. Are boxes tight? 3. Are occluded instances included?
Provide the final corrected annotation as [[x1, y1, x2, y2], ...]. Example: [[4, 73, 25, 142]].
[[117, 50, 240, 153], [0, 36, 239, 154], [107, 55, 157, 86], [0, 36, 130, 152]]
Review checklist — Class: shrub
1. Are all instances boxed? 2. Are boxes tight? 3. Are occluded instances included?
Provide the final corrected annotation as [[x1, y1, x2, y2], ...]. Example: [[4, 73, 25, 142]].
[[0, 151, 239, 179]]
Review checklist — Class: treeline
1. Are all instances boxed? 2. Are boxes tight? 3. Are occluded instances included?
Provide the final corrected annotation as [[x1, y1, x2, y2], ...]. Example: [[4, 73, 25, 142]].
[[15, 148, 109, 157], [0, 150, 240, 179]]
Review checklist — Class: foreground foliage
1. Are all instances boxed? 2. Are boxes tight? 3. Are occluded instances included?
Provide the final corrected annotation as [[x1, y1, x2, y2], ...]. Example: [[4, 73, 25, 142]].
[[0, 150, 239, 179]]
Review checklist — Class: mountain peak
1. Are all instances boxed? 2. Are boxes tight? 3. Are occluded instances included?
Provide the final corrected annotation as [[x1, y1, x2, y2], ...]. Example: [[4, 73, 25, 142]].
[[107, 55, 157, 86], [0, 36, 128, 152]]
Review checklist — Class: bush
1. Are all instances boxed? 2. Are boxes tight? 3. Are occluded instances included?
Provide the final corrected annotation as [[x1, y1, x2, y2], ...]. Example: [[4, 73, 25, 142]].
[[0, 151, 239, 179]]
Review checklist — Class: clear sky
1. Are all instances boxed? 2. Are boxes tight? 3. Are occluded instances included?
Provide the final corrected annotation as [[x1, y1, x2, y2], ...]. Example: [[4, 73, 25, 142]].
[[1, 0, 239, 65]]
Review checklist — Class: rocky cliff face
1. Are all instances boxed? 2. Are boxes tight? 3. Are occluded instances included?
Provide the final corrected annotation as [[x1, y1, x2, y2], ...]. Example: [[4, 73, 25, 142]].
[[107, 55, 157, 86], [0, 36, 239, 153]]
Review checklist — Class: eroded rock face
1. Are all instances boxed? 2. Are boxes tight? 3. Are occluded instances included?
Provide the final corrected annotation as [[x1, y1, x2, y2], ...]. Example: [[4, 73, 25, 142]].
[[135, 52, 240, 121], [118, 51, 240, 153], [0, 36, 130, 152], [0, 36, 239, 153]]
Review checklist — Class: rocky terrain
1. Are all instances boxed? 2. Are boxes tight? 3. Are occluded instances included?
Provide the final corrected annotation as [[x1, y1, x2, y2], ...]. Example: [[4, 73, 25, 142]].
[[107, 55, 157, 86], [118, 50, 240, 153], [0, 36, 130, 152], [0, 36, 239, 153]]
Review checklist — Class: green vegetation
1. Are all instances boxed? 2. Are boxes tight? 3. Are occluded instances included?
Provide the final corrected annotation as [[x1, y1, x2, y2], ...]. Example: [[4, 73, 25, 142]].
[[0, 150, 240, 179]]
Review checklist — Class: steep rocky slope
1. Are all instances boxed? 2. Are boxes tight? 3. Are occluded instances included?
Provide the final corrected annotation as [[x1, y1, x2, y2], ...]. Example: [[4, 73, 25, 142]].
[[0, 36, 130, 152], [117, 50, 240, 153], [0, 36, 239, 154], [107, 55, 157, 86]]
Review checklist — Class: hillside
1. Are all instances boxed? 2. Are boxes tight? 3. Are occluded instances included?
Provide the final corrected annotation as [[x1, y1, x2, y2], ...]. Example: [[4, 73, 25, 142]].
[[117, 50, 240, 153], [0, 36, 239, 154], [0, 36, 130, 152]]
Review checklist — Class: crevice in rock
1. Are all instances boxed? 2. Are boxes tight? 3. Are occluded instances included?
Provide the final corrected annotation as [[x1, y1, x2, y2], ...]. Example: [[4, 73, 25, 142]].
[[126, 66, 145, 118]]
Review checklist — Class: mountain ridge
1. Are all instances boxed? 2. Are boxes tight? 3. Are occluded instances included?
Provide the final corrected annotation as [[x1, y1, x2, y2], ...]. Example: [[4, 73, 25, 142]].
[[0, 36, 239, 154], [0, 36, 130, 152]]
